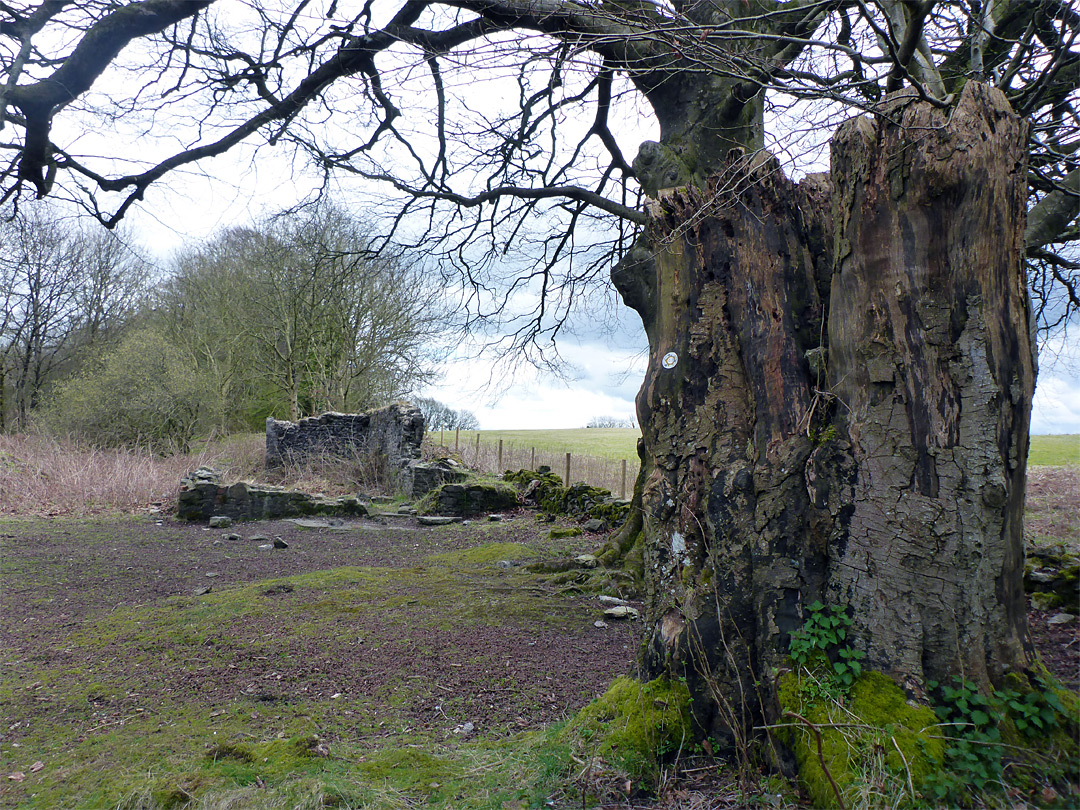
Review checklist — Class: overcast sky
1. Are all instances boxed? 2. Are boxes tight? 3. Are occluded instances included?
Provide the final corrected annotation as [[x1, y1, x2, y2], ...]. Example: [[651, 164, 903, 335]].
[[94, 48, 1077, 439], [131, 176, 1080, 437]]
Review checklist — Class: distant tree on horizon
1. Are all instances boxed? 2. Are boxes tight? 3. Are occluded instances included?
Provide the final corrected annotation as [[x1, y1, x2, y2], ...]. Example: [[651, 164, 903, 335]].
[[586, 416, 636, 429], [415, 396, 480, 432]]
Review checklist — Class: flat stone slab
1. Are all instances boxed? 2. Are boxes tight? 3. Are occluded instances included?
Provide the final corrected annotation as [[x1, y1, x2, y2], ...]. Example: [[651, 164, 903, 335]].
[[598, 595, 630, 607], [417, 516, 461, 526], [289, 518, 347, 529]]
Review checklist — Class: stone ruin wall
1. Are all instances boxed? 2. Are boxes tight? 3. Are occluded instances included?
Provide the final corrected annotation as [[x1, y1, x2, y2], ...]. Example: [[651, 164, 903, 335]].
[[177, 467, 367, 522], [265, 402, 425, 490]]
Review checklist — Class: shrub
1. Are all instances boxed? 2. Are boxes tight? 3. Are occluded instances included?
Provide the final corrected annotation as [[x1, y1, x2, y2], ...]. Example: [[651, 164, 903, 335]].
[[44, 326, 211, 453]]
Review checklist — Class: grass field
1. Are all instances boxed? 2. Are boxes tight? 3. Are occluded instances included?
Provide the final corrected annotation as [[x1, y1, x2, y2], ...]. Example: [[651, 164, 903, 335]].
[[1028, 434, 1080, 467], [436, 428, 641, 463], [432, 429, 1079, 469]]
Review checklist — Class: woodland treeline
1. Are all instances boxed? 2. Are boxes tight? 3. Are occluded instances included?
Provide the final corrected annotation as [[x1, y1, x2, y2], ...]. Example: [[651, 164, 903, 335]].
[[0, 202, 448, 451]]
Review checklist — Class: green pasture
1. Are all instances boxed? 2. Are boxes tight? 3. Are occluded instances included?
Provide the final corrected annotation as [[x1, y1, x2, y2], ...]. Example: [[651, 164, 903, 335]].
[[1028, 434, 1079, 467], [447, 428, 641, 464], [442, 429, 1078, 468]]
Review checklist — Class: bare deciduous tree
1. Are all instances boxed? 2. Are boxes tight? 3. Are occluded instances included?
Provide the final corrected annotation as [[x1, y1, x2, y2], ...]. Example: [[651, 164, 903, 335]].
[[415, 396, 481, 431], [0, 206, 146, 430], [156, 202, 445, 424], [586, 415, 635, 428]]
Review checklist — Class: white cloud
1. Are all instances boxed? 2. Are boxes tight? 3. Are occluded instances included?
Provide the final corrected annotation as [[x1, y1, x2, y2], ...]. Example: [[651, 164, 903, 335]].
[[419, 335, 645, 430], [1032, 374, 1080, 435]]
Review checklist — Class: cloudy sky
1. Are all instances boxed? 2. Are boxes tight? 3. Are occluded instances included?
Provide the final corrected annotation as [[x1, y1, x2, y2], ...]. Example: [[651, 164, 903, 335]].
[[93, 64, 1074, 440], [418, 329, 1080, 435], [124, 156, 1080, 438]]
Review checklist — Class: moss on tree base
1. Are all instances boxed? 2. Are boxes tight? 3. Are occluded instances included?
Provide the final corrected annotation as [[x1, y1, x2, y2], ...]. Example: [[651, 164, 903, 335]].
[[777, 670, 943, 808], [777, 667, 1080, 808]]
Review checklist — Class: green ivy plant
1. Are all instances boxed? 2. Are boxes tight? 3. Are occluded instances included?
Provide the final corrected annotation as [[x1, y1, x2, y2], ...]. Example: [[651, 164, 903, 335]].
[[997, 680, 1066, 737], [923, 677, 1004, 802], [788, 601, 865, 695], [922, 675, 1068, 804]]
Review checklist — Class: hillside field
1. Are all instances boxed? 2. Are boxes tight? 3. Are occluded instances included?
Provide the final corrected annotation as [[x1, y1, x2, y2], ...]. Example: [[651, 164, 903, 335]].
[[438, 428, 641, 463], [438, 429, 1079, 468]]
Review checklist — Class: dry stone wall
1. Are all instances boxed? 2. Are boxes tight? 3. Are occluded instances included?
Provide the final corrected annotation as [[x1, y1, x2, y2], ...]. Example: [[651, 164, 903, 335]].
[[266, 402, 424, 490], [177, 467, 367, 522]]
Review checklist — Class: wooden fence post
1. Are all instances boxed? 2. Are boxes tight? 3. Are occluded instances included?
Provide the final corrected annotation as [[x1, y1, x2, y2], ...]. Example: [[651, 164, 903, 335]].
[[498, 439, 503, 471], [475, 433, 480, 465], [530, 447, 535, 469], [455, 428, 459, 452], [564, 452, 571, 485], [621, 459, 627, 499]]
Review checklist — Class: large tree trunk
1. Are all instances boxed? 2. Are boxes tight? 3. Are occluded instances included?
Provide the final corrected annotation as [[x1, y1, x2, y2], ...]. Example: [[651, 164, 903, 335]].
[[617, 83, 1035, 743]]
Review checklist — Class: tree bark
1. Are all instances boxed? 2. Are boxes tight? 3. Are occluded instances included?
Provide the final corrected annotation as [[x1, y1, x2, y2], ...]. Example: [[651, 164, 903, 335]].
[[826, 83, 1034, 690], [618, 82, 1035, 744]]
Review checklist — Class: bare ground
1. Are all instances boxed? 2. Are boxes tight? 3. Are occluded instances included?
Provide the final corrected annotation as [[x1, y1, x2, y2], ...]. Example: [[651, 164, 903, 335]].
[[0, 510, 651, 808], [0, 472, 1077, 808], [0, 511, 642, 734]]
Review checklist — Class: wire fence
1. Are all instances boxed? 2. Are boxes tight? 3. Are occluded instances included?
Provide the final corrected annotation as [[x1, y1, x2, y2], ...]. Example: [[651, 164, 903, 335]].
[[427, 433, 637, 499]]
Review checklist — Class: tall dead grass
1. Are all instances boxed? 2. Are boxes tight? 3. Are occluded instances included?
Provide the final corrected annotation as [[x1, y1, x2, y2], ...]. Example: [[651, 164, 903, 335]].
[[0, 432, 264, 517], [0, 429, 639, 518]]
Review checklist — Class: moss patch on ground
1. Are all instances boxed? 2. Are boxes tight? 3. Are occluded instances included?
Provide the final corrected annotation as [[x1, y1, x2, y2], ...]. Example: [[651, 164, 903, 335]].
[[561, 676, 693, 786], [426, 541, 537, 566]]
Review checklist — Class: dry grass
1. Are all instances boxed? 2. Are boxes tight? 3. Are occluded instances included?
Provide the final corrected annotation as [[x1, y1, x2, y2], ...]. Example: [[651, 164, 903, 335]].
[[1025, 465, 1080, 554], [0, 432, 198, 517], [258, 448, 394, 498], [0, 431, 405, 518], [0, 432, 266, 517]]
